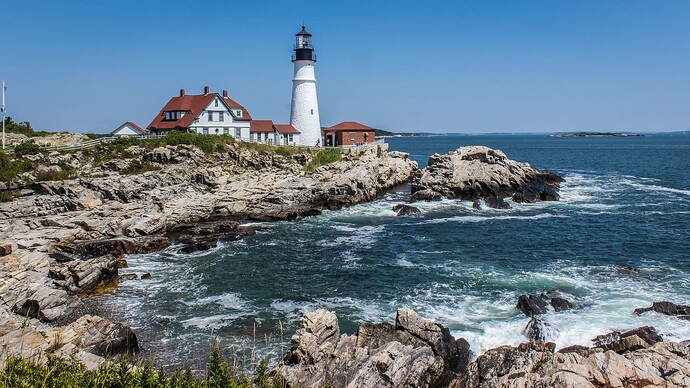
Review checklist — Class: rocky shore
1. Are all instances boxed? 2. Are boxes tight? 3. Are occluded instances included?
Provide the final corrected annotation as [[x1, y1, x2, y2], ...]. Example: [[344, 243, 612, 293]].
[[276, 308, 690, 387], [0, 140, 416, 367]]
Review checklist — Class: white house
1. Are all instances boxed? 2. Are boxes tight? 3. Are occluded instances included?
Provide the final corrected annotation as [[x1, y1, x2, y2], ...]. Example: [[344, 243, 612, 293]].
[[147, 86, 252, 139], [111, 121, 148, 137], [250, 120, 300, 145]]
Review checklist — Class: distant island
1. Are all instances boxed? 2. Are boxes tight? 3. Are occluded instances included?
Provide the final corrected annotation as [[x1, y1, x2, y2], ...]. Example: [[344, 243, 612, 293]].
[[551, 132, 641, 137], [375, 129, 432, 137]]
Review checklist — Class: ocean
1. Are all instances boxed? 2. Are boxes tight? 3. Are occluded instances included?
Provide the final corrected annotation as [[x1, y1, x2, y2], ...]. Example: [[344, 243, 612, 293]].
[[93, 134, 690, 370]]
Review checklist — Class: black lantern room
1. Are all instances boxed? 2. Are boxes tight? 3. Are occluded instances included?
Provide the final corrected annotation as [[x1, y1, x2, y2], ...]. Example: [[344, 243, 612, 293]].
[[293, 26, 316, 62]]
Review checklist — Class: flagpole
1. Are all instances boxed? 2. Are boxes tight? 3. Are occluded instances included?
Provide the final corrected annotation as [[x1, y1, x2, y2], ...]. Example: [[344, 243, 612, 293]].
[[2, 80, 5, 150]]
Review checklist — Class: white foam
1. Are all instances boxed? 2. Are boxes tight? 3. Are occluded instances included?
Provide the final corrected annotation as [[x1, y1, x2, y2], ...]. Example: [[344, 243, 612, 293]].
[[395, 258, 418, 268], [189, 292, 250, 310], [421, 212, 564, 225], [181, 313, 252, 330], [627, 182, 690, 197]]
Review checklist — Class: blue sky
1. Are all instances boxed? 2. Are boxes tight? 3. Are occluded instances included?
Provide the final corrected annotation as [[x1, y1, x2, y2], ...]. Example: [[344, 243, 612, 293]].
[[1, 0, 689, 133]]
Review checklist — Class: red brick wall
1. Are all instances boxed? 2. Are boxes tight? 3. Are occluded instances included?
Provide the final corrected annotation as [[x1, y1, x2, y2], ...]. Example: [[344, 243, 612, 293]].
[[331, 130, 375, 146]]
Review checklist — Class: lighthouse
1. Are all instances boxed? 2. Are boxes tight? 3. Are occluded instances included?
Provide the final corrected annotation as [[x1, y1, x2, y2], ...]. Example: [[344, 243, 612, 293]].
[[290, 26, 322, 147]]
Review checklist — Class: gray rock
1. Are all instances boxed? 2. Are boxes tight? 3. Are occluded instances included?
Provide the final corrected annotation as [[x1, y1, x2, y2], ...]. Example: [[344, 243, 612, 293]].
[[393, 204, 421, 216], [411, 146, 562, 203]]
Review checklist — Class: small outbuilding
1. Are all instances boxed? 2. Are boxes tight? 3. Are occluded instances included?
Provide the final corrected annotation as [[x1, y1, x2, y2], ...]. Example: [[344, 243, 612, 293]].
[[250, 120, 300, 145], [112, 121, 148, 137], [323, 121, 375, 147]]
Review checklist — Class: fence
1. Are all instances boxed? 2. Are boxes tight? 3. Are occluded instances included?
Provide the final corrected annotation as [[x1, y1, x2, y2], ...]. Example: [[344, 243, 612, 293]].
[[2, 136, 118, 154]]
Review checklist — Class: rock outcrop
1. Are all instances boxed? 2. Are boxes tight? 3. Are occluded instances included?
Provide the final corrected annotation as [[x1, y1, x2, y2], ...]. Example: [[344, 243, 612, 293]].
[[458, 332, 690, 387], [277, 310, 690, 388], [634, 301, 690, 321], [411, 146, 562, 203], [276, 308, 471, 387]]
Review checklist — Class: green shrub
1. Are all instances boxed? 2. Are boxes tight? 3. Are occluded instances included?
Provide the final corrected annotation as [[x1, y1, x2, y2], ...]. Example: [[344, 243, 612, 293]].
[[305, 148, 342, 172], [14, 140, 41, 157], [0, 351, 284, 388], [0, 152, 32, 182], [157, 131, 235, 153]]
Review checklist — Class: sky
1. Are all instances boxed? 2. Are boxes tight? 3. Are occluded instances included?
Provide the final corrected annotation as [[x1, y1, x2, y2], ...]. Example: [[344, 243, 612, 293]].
[[1, 0, 689, 134]]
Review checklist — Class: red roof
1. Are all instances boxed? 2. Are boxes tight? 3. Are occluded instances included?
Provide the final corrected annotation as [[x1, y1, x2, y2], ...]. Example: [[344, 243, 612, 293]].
[[323, 121, 375, 132], [250, 120, 275, 133], [148, 91, 252, 130], [274, 124, 300, 134]]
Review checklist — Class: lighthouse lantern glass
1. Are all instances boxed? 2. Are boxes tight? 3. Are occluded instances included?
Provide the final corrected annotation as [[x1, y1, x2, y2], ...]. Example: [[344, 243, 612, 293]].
[[297, 35, 312, 49]]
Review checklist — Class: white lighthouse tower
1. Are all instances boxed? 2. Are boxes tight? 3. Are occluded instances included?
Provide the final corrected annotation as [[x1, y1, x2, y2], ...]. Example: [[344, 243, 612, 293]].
[[290, 26, 322, 147]]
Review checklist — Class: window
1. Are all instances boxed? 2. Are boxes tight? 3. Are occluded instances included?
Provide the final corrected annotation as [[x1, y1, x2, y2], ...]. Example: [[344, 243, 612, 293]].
[[236, 110, 242, 117], [223, 128, 229, 135], [207, 111, 213, 122], [203, 128, 209, 135], [219, 112, 224, 121], [350, 132, 356, 141], [311, 109, 314, 115], [235, 128, 241, 138], [215, 99, 219, 107], [288, 134, 293, 142], [215, 128, 219, 134]]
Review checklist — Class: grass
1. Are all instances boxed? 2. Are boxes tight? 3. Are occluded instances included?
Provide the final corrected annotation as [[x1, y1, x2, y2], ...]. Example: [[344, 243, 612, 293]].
[[46, 333, 65, 353], [121, 161, 161, 175], [304, 148, 342, 172], [35, 163, 76, 182], [0, 347, 285, 388], [0, 190, 15, 203]]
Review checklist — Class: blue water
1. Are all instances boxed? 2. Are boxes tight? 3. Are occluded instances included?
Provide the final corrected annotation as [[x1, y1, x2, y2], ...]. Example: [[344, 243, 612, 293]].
[[95, 134, 690, 369]]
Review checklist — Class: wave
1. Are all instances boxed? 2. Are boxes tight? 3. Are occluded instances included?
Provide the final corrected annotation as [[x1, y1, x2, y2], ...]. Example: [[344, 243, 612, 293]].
[[421, 212, 565, 225], [181, 312, 253, 330], [626, 182, 690, 197], [186, 292, 250, 310]]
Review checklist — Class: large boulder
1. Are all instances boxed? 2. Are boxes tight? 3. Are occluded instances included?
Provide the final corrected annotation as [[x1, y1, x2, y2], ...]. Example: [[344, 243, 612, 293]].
[[49, 255, 119, 294], [276, 308, 471, 388], [516, 293, 576, 317], [393, 204, 421, 216], [592, 326, 664, 354], [72, 315, 139, 357], [411, 146, 562, 203]]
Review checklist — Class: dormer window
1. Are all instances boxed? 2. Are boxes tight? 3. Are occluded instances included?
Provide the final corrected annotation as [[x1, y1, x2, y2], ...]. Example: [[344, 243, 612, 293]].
[[235, 110, 242, 118], [163, 111, 183, 121]]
